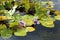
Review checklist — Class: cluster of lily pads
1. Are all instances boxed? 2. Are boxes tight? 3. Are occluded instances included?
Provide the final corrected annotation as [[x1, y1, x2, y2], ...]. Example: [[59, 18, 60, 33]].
[[0, 0, 60, 39]]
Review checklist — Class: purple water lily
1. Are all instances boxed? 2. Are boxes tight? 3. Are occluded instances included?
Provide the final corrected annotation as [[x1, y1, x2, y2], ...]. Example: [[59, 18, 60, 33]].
[[34, 17, 40, 25], [19, 20, 26, 27]]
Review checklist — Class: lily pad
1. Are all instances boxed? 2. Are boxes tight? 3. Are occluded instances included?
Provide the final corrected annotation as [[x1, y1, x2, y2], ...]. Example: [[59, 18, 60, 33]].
[[55, 15, 60, 20], [14, 29, 27, 36], [40, 17, 54, 28], [0, 25, 6, 29], [26, 27, 35, 32], [9, 21, 19, 27], [21, 15, 34, 26], [1, 29, 13, 39]]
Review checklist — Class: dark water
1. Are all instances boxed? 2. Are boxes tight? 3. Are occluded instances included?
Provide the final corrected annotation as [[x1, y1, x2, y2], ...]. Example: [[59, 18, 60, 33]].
[[1, 21, 60, 40], [54, 1, 60, 11], [8, 21, 60, 40], [0, 0, 60, 40]]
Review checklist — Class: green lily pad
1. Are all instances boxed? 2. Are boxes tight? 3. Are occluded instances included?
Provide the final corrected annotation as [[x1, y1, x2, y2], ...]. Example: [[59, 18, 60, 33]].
[[1, 29, 13, 39], [9, 21, 19, 27], [21, 15, 34, 26], [55, 15, 60, 20], [14, 29, 27, 36], [40, 17, 54, 28], [0, 25, 6, 29], [26, 27, 35, 32], [13, 14, 22, 21]]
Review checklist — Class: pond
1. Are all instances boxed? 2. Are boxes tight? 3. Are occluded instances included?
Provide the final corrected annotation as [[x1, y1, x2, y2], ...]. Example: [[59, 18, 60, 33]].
[[0, 0, 60, 40]]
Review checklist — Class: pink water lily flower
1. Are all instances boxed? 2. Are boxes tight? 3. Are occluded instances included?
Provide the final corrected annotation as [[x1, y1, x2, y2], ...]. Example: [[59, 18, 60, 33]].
[[34, 17, 40, 25], [19, 20, 26, 27]]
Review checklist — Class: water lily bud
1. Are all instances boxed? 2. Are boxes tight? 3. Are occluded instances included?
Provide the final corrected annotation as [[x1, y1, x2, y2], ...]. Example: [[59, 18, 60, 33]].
[[19, 20, 26, 27], [47, 10, 50, 15], [34, 17, 40, 24]]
